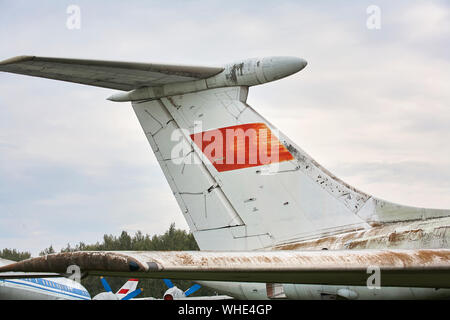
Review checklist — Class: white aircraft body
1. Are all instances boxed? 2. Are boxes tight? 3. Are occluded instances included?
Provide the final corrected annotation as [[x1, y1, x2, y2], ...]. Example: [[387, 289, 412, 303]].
[[0, 55, 449, 300], [0, 258, 90, 300]]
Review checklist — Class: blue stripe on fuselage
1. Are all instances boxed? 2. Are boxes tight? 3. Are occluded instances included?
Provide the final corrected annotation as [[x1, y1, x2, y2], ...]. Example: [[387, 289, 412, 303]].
[[2, 278, 91, 300]]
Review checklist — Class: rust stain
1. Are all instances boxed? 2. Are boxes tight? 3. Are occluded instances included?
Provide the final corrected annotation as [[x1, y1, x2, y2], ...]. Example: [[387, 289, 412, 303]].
[[200, 257, 208, 266], [1, 249, 449, 278], [414, 249, 449, 263], [374, 251, 415, 266], [273, 220, 450, 251], [176, 253, 194, 265], [346, 239, 369, 250], [0, 251, 143, 274]]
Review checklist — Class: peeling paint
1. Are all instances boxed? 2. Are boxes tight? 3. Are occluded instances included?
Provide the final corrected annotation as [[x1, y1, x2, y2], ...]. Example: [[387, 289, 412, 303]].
[[12, 249, 444, 269], [273, 216, 450, 251], [1, 248, 449, 289], [225, 63, 245, 84], [284, 143, 370, 213]]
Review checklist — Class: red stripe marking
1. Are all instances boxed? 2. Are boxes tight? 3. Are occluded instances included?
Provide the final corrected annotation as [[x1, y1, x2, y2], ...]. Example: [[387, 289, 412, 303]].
[[118, 289, 129, 294], [190, 123, 293, 172]]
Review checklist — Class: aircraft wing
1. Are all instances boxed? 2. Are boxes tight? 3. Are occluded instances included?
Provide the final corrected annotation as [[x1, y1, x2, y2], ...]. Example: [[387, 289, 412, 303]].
[[0, 56, 224, 91], [0, 258, 61, 279], [0, 271, 62, 279], [0, 249, 449, 288]]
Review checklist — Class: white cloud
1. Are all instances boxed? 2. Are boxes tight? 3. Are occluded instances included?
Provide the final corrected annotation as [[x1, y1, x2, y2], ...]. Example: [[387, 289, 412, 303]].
[[400, 1, 450, 41]]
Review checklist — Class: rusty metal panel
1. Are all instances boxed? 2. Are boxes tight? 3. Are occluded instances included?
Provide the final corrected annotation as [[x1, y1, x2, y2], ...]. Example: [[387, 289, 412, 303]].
[[1, 249, 449, 288], [273, 216, 450, 251]]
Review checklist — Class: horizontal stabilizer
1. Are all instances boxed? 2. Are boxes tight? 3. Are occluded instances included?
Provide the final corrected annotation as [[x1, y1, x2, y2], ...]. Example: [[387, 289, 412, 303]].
[[0, 249, 449, 288], [0, 56, 224, 91]]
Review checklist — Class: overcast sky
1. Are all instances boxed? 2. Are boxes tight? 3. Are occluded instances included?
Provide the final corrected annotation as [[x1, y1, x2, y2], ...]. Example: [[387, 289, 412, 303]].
[[1, 0, 449, 256]]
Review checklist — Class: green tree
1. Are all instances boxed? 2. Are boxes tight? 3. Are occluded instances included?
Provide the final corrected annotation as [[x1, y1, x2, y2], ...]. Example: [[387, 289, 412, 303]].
[[39, 245, 55, 256], [0, 248, 31, 262]]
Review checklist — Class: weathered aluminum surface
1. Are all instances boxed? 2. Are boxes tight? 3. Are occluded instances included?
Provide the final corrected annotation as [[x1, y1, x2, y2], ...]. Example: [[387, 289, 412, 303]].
[[108, 57, 307, 101], [0, 249, 449, 288], [0, 55, 224, 91], [284, 143, 371, 214], [273, 216, 450, 251]]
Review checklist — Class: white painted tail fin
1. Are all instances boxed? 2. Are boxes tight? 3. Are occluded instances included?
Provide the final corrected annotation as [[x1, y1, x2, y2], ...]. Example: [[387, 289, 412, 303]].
[[115, 279, 139, 300], [132, 85, 450, 251], [132, 86, 364, 250]]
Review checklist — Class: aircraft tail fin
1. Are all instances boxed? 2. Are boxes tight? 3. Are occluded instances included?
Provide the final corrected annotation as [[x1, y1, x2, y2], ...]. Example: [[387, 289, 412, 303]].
[[115, 279, 139, 299], [132, 85, 450, 250]]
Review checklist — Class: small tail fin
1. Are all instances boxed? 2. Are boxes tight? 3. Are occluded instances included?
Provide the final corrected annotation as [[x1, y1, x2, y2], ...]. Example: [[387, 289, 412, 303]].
[[115, 279, 139, 300]]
